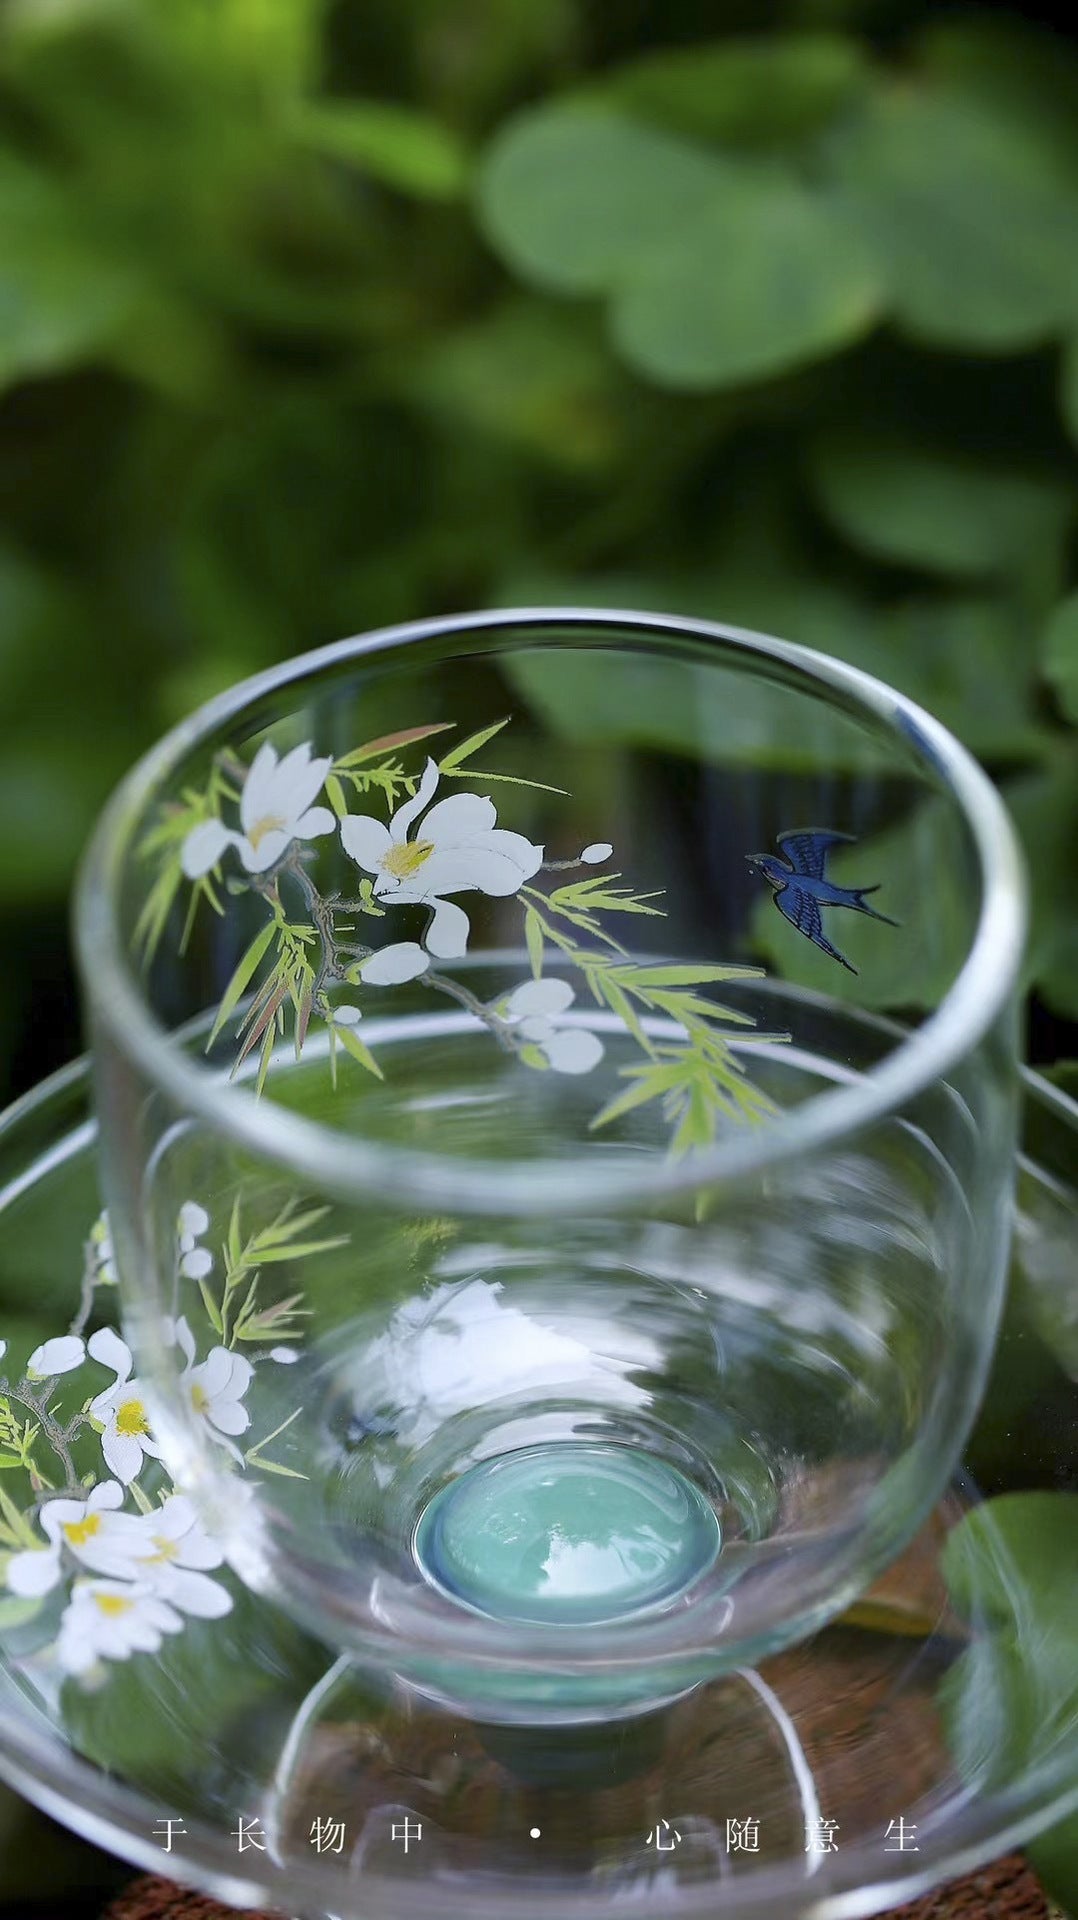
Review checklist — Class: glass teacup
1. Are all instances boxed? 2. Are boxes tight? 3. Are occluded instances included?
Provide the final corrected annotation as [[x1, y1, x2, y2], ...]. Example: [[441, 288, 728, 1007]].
[[74, 608, 1026, 1723]]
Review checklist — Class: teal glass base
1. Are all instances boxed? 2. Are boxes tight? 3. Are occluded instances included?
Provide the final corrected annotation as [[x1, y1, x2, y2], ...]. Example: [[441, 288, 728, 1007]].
[[413, 1441, 722, 1627]]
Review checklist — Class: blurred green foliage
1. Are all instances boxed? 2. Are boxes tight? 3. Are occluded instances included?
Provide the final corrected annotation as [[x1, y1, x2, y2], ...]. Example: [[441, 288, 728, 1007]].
[[0, 0, 1076, 1094]]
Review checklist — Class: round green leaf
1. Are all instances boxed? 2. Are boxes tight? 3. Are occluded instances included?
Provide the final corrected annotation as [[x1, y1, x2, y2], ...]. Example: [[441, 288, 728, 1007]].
[[611, 173, 882, 389], [477, 106, 883, 389], [827, 85, 1078, 350], [477, 105, 722, 295], [810, 433, 1075, 579], [1042, 592, 1078, 722], [604, 34, 868, 146]]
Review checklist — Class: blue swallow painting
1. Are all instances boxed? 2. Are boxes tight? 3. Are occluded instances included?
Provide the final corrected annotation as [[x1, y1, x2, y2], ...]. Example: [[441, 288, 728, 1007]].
[[747, 830, 897, 975]]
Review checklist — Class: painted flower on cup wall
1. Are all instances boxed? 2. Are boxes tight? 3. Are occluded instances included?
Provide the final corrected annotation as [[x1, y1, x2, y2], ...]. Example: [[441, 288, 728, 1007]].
[[0, 1191, 340, 1684], [340, 756, 544, 959], [501, 978, 605, 1075], [57, 1581, 187, 1678], [86, 1327, 166, 1485], [180, 742, 336, 879], [144, 715, 780, 1149]]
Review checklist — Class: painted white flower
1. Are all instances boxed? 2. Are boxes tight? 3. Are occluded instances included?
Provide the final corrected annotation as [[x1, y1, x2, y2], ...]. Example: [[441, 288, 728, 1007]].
[[87, 1328, 165, 1485], [503, 978, 605, 1076], [177, 1200, 212, 1281], [580, 842, 613, 864], [357, 941, 431, 986], [6, 1481, 143, 1597], [57, 1579, 185, 1676], [0, 1340, 6, 1363], [325, 1002, 363, 1029], [89, 1212, 118, 1286], [174, 1317, 253, 1461], [120, 1493, 231, 1619], [26, 1335, 86, 1381], [269, 1346, 300, 1364], [181, 741, 336, 879], [340, 758, 543, 960]]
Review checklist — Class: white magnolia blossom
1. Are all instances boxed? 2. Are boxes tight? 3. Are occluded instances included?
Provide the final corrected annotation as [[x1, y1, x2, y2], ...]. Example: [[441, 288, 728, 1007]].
[[175, 1316, 253, 1461], [6, 1481, 142, 1597], [89, 1213, 118, 1286], [87, 1328, 165, 1485], [340, 758, 543, 960], [57, 1579, 185, 1677], [503, 977, 605, 1076], [177, 1200, 212, 1281], [181, 742, 336, 879], [26, 1335, 86, 1381]]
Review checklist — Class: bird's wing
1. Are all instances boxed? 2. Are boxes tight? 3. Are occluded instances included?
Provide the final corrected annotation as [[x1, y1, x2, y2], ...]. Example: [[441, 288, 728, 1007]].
[[774, 883, 858, 973], [776, 828, 857, 879]]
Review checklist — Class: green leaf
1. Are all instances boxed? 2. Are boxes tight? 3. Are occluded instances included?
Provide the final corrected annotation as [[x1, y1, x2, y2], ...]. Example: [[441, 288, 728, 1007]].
[[1041, 593, 1078, 723], [336, 724, 455, 769], [611, 171, 882, 391], [809, 433, 1074, 581], [603, 34, 868, 146], [0, 157, 145, 389], [826, 84, 1078, 350], [335, 1023, 385, 1081], [207, 917, 278, 1048], [626, 964, 764, 989], [477, 106, 882, 390], [1005, 765, 1078, 1019], [590, 1062, 688, 1131], [524, 907, 545, 980], [940, 1492, 1078, 1865], [1028, 1810, 1078, 1920], [292, 99, 469, 201], [438, 717, 511, 772]]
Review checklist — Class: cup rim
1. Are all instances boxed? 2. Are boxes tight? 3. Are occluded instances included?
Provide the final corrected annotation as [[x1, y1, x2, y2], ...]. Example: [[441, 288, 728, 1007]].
[[74, 606, 1028, 1215]]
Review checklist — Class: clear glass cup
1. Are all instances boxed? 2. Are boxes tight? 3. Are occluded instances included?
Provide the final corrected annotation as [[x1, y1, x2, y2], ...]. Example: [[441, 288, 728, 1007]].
[[73, 608, 1026, 1724]]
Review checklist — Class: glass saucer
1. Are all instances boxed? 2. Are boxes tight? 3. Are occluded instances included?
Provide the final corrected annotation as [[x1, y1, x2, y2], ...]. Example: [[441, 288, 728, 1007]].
[[0, 1058, 1073, 1920]]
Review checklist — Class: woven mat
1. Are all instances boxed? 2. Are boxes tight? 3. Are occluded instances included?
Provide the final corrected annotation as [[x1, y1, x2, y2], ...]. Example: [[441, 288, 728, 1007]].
[[103, 1851, 1052, 1919]]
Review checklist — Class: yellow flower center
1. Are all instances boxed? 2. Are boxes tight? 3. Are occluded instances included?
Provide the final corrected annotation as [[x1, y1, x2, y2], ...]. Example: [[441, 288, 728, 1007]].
[[115, 1398, 150, 1437], [147, 1533, 179, 1564], [247, 812, 286, 853], [63, 1512, 102, 1548], [94, 1592, 134, 1617], [190, 1383, 208, 1413], [382, 838, 435, 880]]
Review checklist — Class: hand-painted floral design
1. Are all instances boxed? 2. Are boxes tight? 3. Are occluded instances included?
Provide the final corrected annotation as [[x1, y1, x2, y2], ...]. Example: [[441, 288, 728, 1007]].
[[140, 715, 782, 1148], [57, 1581, 186, 1677], [501, 978, 605, 1076], [173, 1315, 253, 1463], [181, 742, 336, 878], [86, 1328, 166, 1485], [340, 756, 544, 959], [0, 1190, 341, 1685], [177, 1201, 213, 1281]]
